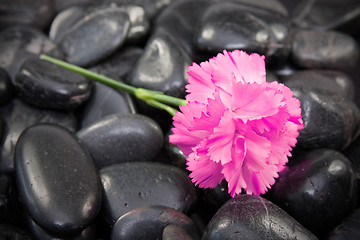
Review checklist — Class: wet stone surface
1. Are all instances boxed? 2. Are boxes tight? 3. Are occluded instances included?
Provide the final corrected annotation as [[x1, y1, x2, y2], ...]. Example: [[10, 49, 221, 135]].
[[0, 98, 77, 173], [266, 149, 358, 237], [14, 58, 92, 110], [111, 205, 201, 240], [291, 30, 359, 70], [202, 194, 318, 240], [15, 124, 102, 235], [77, 113, 163, 169], [99, 162, 198, 226]]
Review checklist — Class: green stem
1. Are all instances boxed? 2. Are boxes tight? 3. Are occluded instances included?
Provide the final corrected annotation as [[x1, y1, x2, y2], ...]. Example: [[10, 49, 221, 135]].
[[40, 54, 137, 95], [39, 54, 187, 113]]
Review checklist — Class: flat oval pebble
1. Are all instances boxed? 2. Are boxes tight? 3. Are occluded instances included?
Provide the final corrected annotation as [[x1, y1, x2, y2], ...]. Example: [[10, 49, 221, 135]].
[[283, 70, 355, 100], [291, 30, 359, 70], [99, 162, 197, 225], [77, 113, 163, 169], [0, 98, 77, 173], [202, 194, 318, 240], [111, 205, 200, 240], [15, 124, 102, 234], [267, 148, 358, 237], [14, 58, 91, 110], [79, 82, 135, 128], [293, 87, 360, 150], [58, 7, 130, 67]]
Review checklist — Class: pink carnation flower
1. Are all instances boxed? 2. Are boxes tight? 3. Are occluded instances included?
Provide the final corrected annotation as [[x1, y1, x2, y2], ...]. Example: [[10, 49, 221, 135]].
[[169, 50, 304, 197]]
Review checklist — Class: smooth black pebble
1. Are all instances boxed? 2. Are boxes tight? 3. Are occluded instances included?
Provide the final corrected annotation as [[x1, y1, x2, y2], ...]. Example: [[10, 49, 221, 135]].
[[77, 113, 163, 169], [15, 124, 102, 234], [99, 162, 197, 226]]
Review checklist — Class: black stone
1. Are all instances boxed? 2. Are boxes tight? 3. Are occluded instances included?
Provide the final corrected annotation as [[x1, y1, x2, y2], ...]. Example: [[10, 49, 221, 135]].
[[111, 205, 201, 240], [0, 224, 32, 240], [164, 127, 187, 171], [154, 0, 215, 60], [14, 58, 91, 110], [194, 2, 291, 65], [0, 0, 54, 30], [15, 124, 102, 234], [128, 29, 190, 99], [283, 70, 355, 100], [266, 149, 358, 237], [292, 87, 360, 150], [343, 135, 360, 185], [79, 82, 136, 128], [50, 4, 149, 44], [327, 208, 360, 240], [57, 7, 130, 67], [89, 46, 143, 81], [0, 67, 14, 106], [25, 213, 96, 240], [77, 113, 163, 169], [0, 26, 63, 81], [102, 0, 176, 20], [163, 224, 195, 240], [292, 0, 360, 36], [232, 0, 288, 16], [52, 0, 99, 13], [291, 30, 359, 70], [202, 194, 318, 240], [99, 162, 198, 226], [0, 98, 77, 173]]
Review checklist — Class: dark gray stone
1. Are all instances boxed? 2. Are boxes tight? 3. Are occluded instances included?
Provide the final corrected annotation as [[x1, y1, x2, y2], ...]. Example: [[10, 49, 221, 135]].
[[99, 162, 198, 226], [292, 87, 360, 150], [89, 46, 143, 81], [0, 67, 14, 106], [79, 82, 136, 128], [266, 149, 358, 237], [0, 26, 63, 81], [195, 2, 292, 65], [0, 224, 32, 240], [283, 70, 355, 100], [0, 98, 77, 173], [129, 29, 190, 99], [15, 124, 102, 234], [0, 0, 54, 30], [111, 205, 200, 240], [154, 0, 215, 61], [57, 7, 130, 67], [327, 208, 360, 240], [25, 213, 96, 240], [231, 0, 288, 16], [14, 58, 91, 110], [202, 195, 318, 240], [77, 114, 163, 169], [50, 4, 149, 44], [163, 224, 195, 240], [292, 0, 360, 36], [291, 30, 359, 70]]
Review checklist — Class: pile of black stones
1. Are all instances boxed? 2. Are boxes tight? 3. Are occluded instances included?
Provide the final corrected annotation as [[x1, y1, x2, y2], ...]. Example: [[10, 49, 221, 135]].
[[0, 0, 360, 239]]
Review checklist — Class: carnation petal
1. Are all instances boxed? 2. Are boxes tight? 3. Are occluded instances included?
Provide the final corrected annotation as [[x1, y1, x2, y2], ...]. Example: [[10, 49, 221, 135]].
[[244, 129, 271, 172], [187, 143, 224, 188], [206, 110, 235, 164], [232, 82, 284, 122]]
